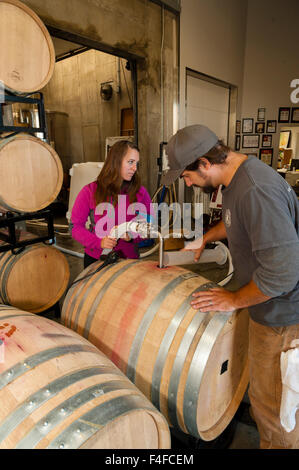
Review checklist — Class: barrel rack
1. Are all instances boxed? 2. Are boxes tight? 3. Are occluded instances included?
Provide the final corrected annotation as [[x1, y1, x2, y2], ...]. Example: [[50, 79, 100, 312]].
[[0, 209, 55, 254], [0, 87, 54, 253], [0, 90, 48, 139], [0, 90, 61, 317], [0, 85, 54, 253]]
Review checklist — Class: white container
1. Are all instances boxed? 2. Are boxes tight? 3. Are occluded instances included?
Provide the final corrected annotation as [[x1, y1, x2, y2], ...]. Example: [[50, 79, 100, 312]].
[[67, 162, 104, 222]]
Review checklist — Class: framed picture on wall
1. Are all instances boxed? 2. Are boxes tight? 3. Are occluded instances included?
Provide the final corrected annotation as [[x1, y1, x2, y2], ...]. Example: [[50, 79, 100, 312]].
[[242, 118, 254, 133], [235, 134, 240, 151], [242, 134, 260, 148], [255, 122, 265, 133], [279, 130, 291, 149], [291, 107, 299, 123], [257, 108, 266, 121], [278, 107, 291, 123], [236, 120, 241, 134], [259, 148, 273, 166], [266, 120, 277, 133], [262, 134, 272, 147]]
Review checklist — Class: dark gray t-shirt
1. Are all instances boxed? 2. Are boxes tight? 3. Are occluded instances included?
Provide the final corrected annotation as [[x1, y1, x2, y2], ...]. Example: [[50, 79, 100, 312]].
[[222, 155, 299, 326]]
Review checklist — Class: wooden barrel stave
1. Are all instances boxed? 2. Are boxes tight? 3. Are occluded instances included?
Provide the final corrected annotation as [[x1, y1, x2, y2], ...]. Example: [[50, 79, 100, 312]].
[[0, 308, 170, 449], [0, 0, 55, 94], [0, 134, 63, 213], [193, 310, 249, 440], [62, 259, 249, 441]]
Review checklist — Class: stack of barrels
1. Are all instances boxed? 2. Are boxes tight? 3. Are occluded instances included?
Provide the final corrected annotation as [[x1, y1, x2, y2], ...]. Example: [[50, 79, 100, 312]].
[[0, 0, 171, 450], [0, 0, 70, 314]]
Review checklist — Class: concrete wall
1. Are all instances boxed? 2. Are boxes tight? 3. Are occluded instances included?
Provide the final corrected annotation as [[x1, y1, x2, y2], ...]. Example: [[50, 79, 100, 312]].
[[42, 50, 133, 170], [22, 0, 179, 195], [240, 0, 299, 167]]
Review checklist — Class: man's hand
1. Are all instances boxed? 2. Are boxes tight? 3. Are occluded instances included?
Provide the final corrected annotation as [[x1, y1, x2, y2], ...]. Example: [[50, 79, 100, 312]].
[[182, 220, 227, 262], [191, 280, 271, 312], [181, 239, 206, 262], [191, 287, 237, 312]]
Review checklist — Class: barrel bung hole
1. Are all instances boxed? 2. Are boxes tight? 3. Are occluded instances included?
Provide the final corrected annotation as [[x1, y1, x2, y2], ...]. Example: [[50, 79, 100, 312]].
[[220, 360, 229, 375]]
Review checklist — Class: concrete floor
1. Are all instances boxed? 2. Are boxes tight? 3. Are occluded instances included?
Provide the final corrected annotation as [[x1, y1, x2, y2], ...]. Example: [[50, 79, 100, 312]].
[[27, 219, 261, 450]]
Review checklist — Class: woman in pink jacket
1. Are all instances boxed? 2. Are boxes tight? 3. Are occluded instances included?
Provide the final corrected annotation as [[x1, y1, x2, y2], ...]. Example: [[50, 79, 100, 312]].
[[70, 140, 152, 268]]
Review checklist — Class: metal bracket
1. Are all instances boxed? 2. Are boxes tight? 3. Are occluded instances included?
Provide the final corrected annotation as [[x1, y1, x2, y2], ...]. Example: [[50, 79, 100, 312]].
[[0, 91, 48, 141], [0, 209, 55, 254]]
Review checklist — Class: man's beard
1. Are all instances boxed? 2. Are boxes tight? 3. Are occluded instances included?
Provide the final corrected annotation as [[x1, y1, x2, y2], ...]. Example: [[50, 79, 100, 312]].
[[193, 183, 215, 194], [202, 185, 215, 194], [193, 169, 215, 194]]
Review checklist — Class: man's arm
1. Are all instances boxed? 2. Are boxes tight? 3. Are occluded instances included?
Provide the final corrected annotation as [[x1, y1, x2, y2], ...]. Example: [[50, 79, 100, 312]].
[[190, 279, 271, 312], [191, 242, 299, 312]]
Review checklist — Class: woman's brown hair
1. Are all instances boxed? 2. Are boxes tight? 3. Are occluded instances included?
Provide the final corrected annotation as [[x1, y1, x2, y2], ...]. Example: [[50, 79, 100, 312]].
[[94, 140, 141, 206]]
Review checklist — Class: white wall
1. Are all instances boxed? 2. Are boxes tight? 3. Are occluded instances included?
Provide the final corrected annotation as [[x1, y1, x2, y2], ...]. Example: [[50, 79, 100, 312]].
[[241, 0, 299, 166], [179, 0, 248, 128], [179, 0, 299, 170], [178, 0, 248, 202]]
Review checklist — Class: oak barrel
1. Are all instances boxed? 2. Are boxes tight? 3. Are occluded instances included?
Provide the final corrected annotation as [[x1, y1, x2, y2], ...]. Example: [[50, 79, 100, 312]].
[[0, 240, 70, 313], [0, 0, 55, 93], [0, 306, 170, 449], [62, 259, 249, 441], [0, 134, 63, 212]]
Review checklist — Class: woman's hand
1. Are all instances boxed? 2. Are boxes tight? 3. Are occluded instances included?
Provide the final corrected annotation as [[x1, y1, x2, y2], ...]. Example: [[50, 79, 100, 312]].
[[120, 233, 131, 242], [101, 236, 117, 250]]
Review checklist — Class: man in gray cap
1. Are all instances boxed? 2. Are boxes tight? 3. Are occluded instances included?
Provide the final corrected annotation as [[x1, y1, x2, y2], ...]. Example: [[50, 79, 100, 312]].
[[162, 124, 299, 449]]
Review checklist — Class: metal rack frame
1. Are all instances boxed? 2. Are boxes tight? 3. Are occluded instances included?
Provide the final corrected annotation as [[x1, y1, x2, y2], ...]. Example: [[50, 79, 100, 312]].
[[0, 88, 53, 253], [0, 91, 48, 140], [0, 209, 55, 254], [0, 91, 60, 317]]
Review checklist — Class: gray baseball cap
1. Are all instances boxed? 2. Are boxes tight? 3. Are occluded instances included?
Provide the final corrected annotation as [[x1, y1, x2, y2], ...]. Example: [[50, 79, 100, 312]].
[[161, 125, 218, 186]]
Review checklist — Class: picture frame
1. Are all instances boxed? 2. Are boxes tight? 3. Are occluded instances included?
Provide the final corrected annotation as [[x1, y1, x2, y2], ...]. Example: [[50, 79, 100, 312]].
[[235, 134, 240, 151], [236, 120, 241, 134], [242, 118, 254, 133], [262, 134, 272, 147], [279, 130, 291, 149], [242, 134, 260, 148], [266, 120, 277, 133], [255, 122, 265, 134], [259, 148, 273, 166], [291, 107, 299, 123], [257, 108, 266, 122], [278, 107, 291, 123]]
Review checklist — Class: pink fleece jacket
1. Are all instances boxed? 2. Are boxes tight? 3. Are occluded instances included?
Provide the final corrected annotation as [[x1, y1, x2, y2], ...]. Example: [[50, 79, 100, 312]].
[[70, 181, 152, 259]]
